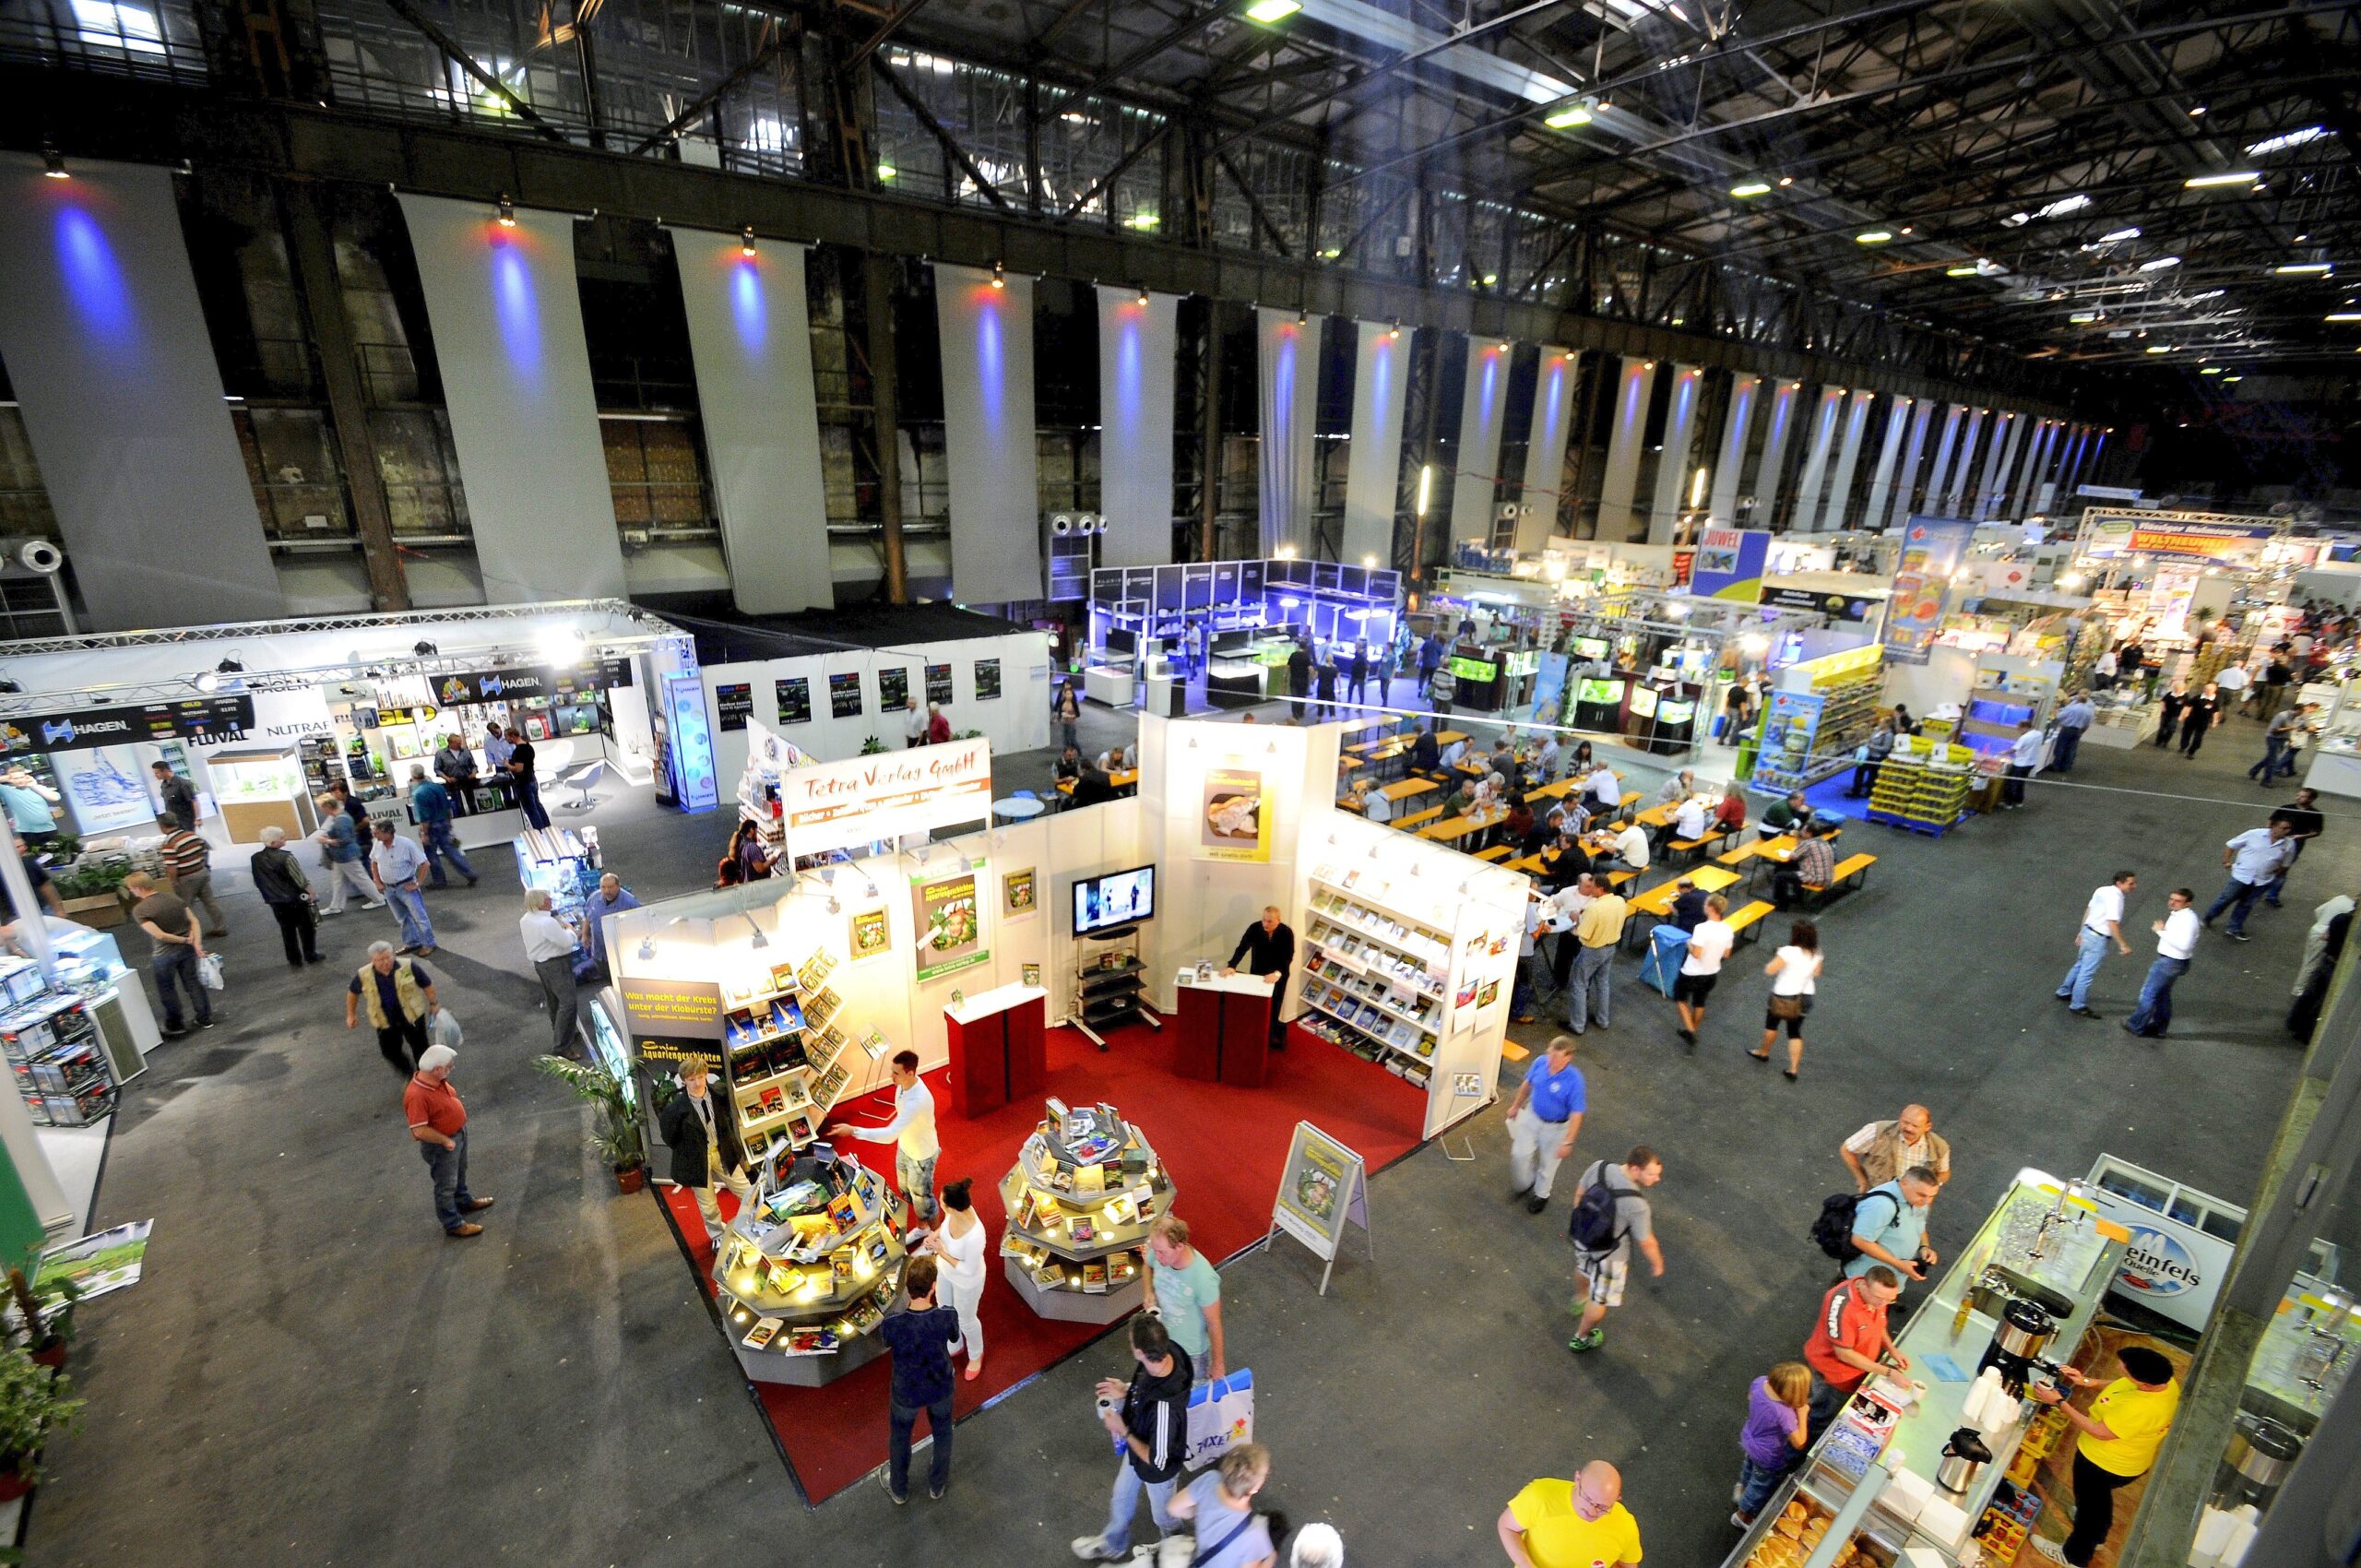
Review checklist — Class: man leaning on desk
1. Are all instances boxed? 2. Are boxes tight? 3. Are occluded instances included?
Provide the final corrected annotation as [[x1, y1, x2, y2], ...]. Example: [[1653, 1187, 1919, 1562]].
[[1223, 905, 1296, 1053]]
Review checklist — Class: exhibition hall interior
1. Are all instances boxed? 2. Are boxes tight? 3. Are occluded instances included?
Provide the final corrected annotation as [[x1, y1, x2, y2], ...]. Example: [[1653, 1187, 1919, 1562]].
[[0, 0, 2359, 1563]]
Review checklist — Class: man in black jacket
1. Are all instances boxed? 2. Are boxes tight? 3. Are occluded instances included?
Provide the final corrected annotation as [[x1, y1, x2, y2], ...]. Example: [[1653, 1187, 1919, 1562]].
[[1409, 722, 1442, 775], [1287, 640, 1312, 721], [658, 1059, 753, 1243], [1070, 767, 1120, 809], [1225, 904, 1297, 1051], [249, 826, 323, 968], [1072, 1314, 1194, 1562]]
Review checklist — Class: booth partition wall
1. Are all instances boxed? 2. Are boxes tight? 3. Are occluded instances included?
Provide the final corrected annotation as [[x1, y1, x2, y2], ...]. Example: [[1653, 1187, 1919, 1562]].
[[0, 143, 2094, 636]]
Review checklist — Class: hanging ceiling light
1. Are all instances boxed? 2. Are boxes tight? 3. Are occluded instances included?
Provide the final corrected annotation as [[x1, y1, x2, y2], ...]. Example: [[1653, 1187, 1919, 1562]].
[[496, 193, 517, 228], [741, 225, 757, 256], [41, 146, 67, 180], [991, 260, 1006, 289]]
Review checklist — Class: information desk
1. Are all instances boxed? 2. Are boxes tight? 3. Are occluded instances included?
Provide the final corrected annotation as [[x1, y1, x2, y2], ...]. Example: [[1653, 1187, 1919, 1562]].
[[1171, 970, 1275, 1087], [943, 983, 1049, 1119], [1721, 1169, 2128, 1568]]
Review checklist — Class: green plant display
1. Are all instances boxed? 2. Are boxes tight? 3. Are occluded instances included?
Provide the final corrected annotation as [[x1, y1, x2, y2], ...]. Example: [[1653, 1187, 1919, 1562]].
[[0, 1347, 82, 1488], [532, 1054, 647, 1173], [859, 735, 887, 755]]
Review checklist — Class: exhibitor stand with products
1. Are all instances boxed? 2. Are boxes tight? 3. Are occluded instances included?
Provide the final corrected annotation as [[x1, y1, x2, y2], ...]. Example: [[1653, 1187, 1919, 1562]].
[[606, 713, 1516, 1407]]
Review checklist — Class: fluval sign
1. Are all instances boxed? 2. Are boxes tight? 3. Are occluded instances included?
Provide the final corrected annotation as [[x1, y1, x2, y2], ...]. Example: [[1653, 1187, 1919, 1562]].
[[777, 739, 993, 857], [0, 695, 256, 755]]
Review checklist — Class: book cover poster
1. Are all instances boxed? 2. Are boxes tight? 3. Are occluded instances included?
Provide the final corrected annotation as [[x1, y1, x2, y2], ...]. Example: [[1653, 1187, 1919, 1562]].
[[1003, 865, 1038, 921], [1197, 767, 1271, 862], [911, 863, 990, 982], [850, 907, 892, 961], [1272, 1123, 1363, 1259]]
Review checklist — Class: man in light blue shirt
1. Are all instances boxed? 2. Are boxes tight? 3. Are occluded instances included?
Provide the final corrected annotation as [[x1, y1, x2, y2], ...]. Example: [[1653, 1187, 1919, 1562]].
[[406, 764, 478, 889], [1506, 1035, 1587, 1215], [368, 820, 437, 956], [482, 723, 515, 772], [1845, 1169, 1940, 1281], [2204, 821, 2296, 941], [582, 873, 640, 971], [2051, 694, 2097, 773]]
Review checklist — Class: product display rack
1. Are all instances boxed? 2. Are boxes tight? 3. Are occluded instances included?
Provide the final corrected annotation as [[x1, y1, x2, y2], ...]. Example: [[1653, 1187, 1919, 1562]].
[[1297, 871, 1443, 1087], [996, 1100, 1170, 1323], [1072, 931, 1156, 1049], [718, 944, 877, 1162], [1752, 647, 1884, 793], [514, 825, 603, 921], [1864, 738, 1977, 837], [711, 1146, 912, 1386], [0, 975, 117, 1129]]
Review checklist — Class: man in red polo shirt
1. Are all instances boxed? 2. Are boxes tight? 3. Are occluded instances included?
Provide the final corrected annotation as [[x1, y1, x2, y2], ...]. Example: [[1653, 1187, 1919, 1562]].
[[405, 1043, 494, 1239], [1802, 1265, 1906, 1437]]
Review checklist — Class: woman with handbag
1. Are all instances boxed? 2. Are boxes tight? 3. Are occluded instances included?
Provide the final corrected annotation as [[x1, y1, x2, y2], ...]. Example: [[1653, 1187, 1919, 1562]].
[[1750, 919, 1822, 1082], [1161, 1443, 1276, 1568]]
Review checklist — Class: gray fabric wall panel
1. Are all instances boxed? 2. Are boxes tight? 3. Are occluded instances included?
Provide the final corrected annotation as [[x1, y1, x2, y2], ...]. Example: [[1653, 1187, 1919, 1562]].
[[1706, 374, 1761, 524], [1645, 364, 1704, 543], [1888, 399, 1940, 529], [1749, 380, 1802, 527], [1095, 286, 1179, 568], [1595, 356, 1656, 542], [1256, 308, 1322, 557], [1787, 386, 1845, 534], [1861, 396, 1913, 532], [1815, 390, 1877, 532], [672, 228, 833, 613], [0, 157, 283, 629], [1515, 347, 1577, 552], [934, 263, 1043, 604], [1340, 320, 1409, 565], [396, 194, 626, 603], [1448, 338, 1510, 545]]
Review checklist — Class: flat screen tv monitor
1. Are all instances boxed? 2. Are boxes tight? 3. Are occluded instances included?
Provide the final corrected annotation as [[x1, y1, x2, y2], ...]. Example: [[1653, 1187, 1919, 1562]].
[[1074, 865, 1156, 936], [1572, 636, 1611, 661]]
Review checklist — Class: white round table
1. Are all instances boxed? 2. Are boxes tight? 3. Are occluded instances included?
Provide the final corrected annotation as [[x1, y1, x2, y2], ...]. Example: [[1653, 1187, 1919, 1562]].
[[992, 796, 1047, 823]]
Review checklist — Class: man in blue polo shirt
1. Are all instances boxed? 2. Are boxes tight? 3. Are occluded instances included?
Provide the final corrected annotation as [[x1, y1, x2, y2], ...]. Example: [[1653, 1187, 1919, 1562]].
[[1845, 1167, 1940, 1282], [1506, 1035, 1587, 1216]]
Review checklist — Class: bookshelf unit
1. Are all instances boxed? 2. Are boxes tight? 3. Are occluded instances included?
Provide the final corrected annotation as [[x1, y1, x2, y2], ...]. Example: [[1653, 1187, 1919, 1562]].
[[1751, 646, 1884, 793], [712, 1147, 913, 1386], [997, 1102, 1172, 1323], [718, 944, 891, 1166], [1, 991, 117, 1128], [1298, 873, 1447, 1087]]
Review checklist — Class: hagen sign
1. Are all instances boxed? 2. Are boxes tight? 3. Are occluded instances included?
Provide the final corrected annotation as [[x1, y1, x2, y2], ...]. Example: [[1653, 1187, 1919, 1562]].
[[778, 739, 993, 856]]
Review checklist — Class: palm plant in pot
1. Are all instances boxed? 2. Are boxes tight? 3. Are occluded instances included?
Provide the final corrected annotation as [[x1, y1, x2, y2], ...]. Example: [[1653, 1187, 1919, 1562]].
[[5, 1270, 77, 1371], [534, 1054, 650, 1193], [0, 1346, 83, 1502]]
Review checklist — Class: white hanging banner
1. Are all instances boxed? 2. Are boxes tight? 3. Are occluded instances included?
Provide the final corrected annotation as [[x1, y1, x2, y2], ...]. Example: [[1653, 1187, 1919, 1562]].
[[1255, 308, 1321, 558], [777, 738, 993, 857], [936, 264, 1042, 604], [1096, 286, 1179, 568], [1340, 320, 1409, 566]]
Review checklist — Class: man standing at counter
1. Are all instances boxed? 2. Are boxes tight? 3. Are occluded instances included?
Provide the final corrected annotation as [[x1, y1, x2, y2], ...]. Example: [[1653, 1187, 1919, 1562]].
[[2028, 1347, 2181, 1565], [1845, 1167, 1940, 1282], [1801, 1265, 1906, 1437], [1223, 905, 1296, 1053]]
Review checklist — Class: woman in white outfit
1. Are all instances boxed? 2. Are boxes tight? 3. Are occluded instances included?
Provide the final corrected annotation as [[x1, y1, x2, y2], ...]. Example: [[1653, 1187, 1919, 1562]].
[[927, 1177, 990, 1381]]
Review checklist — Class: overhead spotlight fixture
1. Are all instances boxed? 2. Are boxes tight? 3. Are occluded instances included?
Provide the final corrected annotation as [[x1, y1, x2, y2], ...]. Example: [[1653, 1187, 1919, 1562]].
[[2201, 366, 2224, 374], [741, 225, 757, 256], [496, 193, 517, 228], [1543, 96, 1596, 129], [1297, 305, 1309, 326], [2138, 255, 2182, 272], [1388, 319, 1401, 339], [2184, 172, 2258, 188], [2187, 103, 2208, 117], [2223, 374, 2243, 382], [41, 146, 67, 180], [193, 671, 220, 695], [1243, 0, 1300, 21], [1361, 554, 1377, 568], [1855, 230, 1893, 244], [2145, 344, 2174, 353], [1729, 181, 1773, 198], [743, 912, 769, 950], [1777, 176, 1794, 186], [991, 260, 1005, 289], [413, 640, 438, 657], [2327, 312, 2361, 323], [2277, 262, 2331, 275], [1946, 265, 1980, 277], [1137, 284, 1150, 306], [827, 897, 841, 915]]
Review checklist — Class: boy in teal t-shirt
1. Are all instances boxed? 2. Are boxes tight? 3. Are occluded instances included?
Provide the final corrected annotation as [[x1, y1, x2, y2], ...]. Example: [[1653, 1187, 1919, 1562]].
[[1145, 1216, 1224, 1381]]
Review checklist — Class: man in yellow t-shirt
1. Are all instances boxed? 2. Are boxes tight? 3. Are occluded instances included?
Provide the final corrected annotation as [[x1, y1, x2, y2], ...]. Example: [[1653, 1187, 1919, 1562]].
[[2028, 1345, 2179, 1565], [1497, 1459, 1643, 1568]]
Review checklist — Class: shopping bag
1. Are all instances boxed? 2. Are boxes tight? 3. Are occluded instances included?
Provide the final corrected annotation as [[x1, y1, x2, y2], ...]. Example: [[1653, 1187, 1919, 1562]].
[[1640, 924, 1687, 998], [196, 952, 225, 992], [1181, 1369, 1253, 1470], [428, 1006, 464, 1051]]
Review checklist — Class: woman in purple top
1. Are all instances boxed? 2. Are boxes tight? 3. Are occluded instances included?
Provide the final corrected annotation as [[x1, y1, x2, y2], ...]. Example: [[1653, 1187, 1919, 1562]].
[[1734, 1360, 1812, 1527]]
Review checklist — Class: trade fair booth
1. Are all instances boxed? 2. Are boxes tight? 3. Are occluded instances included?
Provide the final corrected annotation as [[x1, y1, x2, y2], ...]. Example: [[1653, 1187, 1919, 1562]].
[[1082, 556, 1405, 714], [0, 600, 715, 866], [599, 712, 1512, 1497]]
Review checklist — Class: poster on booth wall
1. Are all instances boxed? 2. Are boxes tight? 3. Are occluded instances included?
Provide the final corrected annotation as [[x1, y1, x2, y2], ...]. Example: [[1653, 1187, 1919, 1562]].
[[1689, 527, 1771, 602], [829, 673, 863, 719], [54, 745, 160, 837], [1881, 515, 1977, 666], [975, 659, 1003, 700], [1197, 768, 1271, 862], [878, 668, 911, 711], [911, 863, 990, 983], [776, 677, 813, 726], [715, 683, 753, 732], [925, 664, 955, 705], [1002, 866, 1038, 921], [849, 907, 893, 962]]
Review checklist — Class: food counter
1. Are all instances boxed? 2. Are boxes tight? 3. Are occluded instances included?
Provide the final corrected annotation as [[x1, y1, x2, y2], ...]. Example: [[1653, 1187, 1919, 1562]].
[[1724, 1169, 2128, 1568]]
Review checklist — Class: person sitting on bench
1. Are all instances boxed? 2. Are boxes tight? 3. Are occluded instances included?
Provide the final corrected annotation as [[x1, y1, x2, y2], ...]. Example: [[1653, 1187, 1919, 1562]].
[[1775, 823, 1838, 909], [1760, 790, 1814, 840]]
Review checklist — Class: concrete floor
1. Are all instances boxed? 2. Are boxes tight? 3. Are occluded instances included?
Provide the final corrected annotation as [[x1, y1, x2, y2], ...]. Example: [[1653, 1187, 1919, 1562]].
[[28, 701, 2345, 1567]]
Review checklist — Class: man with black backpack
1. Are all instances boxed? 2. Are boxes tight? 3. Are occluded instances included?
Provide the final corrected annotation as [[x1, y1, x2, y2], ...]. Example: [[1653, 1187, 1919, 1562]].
[[1565, 1146, 1664, 1355], [1845, 1168, 1940, 1284]]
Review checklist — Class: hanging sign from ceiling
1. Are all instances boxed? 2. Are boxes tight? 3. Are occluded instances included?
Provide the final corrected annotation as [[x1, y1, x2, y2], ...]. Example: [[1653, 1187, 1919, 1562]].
[[777, 738, 993, 857]]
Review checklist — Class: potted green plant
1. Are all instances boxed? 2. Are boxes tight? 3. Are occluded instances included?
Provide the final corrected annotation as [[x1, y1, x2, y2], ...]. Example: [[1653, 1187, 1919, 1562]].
[[534, 1054, 650, 1193], [5, 1270, 77, 1371], [860, 735, 887, 755], [0, 1346, 82, 1502]]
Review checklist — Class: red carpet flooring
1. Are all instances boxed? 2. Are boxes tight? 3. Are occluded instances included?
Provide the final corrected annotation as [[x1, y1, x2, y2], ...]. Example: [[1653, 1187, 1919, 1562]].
[[656, 1017, 1428, 1503]]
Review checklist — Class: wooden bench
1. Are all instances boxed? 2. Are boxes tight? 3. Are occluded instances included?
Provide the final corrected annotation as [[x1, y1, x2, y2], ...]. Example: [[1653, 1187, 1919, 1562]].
[[1601, 868, 1638, 892], [1473, 844, 1513, 863], [1505, 853, 1546, 875], [1799, 852, 1878, 909], [1395, 804, 1445, 831], [1724, 899, 1776, 945]]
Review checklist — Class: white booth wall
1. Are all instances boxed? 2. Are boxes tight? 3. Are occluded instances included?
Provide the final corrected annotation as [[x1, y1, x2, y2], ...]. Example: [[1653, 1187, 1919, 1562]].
[[702, 631, 1053, 786]]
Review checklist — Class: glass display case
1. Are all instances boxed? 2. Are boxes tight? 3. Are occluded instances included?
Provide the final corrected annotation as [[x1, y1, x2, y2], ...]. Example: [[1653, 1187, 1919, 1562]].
[[202, 746, 317, 845]]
